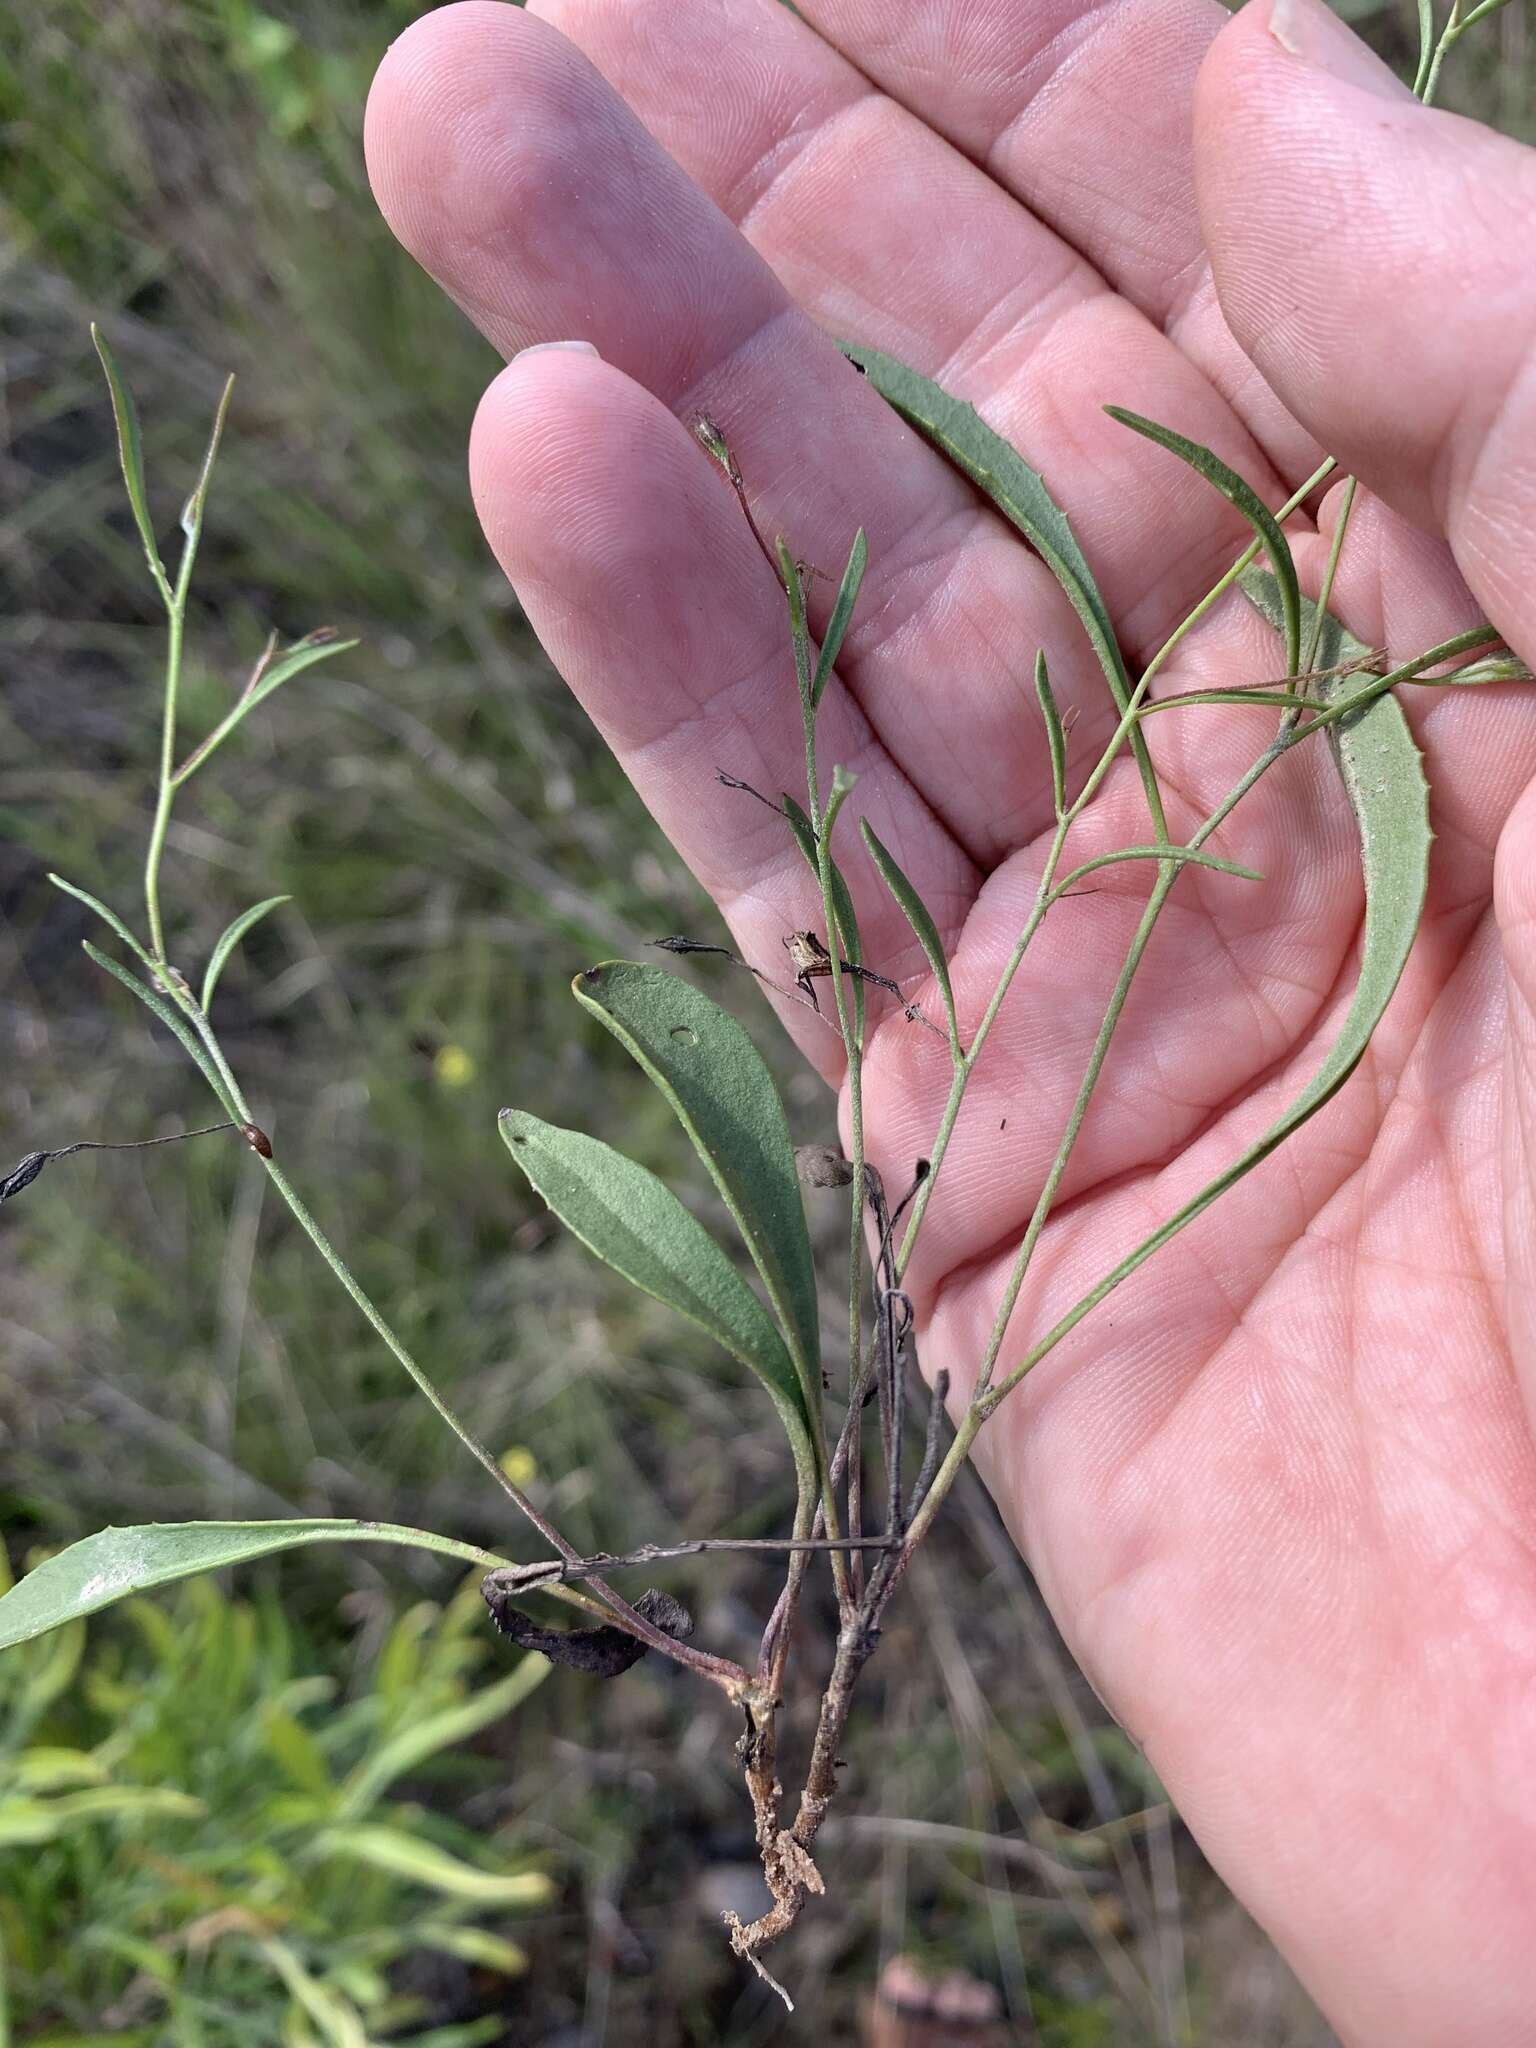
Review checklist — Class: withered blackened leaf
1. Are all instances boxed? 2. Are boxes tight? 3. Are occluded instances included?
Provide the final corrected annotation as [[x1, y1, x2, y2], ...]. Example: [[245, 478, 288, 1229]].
[[480, 1578, 694, 1678], [1, 1152, 49, 1204]]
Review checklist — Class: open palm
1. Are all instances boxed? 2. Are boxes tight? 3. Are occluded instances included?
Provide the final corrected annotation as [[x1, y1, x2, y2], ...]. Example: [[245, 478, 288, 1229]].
[[367, 1, 1536, 2037]]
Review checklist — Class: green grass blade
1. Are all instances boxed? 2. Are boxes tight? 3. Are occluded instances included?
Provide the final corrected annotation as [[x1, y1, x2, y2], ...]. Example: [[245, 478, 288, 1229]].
[[1105, 407, 1301, 678], [860, 819, 958, 1053], [572, 962, 823, 1431], [811, 527, 868, 708], [91, 324, 169, 601], [0, 1520, 502, 1651], [313, 1825, 552, 1906], [843, 343, 1169, 840], [990, 625, 1430, 1405], [499, 1109, 818, 1493], [202, 895, 292, 1011], [48, 874, 155, 972], [337, 1653, 550, 1820]]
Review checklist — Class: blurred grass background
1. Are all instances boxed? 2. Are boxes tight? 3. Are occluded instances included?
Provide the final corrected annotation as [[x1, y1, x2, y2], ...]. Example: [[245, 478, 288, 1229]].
[[0, 1, 1526, 2041]]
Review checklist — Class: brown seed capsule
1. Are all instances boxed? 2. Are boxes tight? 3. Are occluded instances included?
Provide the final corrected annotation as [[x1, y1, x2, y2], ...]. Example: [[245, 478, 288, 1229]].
[[240, 1123, 273, 1159], [795, 1144, 854, 1190]]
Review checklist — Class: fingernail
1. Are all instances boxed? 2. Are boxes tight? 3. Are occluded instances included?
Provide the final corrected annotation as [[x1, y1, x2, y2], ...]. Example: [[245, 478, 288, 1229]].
[[1267, 0, 1410, 97], [512, 339, 602, 362]]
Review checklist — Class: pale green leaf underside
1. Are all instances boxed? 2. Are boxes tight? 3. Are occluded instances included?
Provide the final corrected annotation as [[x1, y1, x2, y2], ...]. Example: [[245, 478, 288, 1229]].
[[499, 1108, 815, 1489], [0, 1520, 497, 1652], [1007, 579, 1432, 1380], [572, 962, 823, 1431]]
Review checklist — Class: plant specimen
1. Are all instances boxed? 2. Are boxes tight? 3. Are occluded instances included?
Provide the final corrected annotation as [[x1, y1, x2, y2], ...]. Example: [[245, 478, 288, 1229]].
[[2, 5, 1527, 2010]]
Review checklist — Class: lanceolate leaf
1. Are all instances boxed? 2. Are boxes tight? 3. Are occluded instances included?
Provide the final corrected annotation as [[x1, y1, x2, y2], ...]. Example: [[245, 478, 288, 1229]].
[[499, 1109, 817, 1493], [860, 820, 958, 1054], [48, 873, 155, 971], [996, 583, 1431, 1397], [1106, 407, 1301, 677], [842, 343, 1168, 837], [812, 528, 868, 708], [572, 963, 823, 1429], [202, 894, 292, 1011], [91, 324, 167, 594], [0, 1520, 500, 1652]]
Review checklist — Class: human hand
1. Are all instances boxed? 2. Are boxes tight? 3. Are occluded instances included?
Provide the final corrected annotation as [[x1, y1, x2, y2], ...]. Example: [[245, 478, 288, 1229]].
[[366, 1, 1536, 2037]]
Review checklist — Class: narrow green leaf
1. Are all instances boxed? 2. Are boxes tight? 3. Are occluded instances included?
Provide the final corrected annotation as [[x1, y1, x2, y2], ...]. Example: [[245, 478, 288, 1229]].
[[179, 374, 234, 547], [572, 963, 823, 1428], [257, 1939, 367, 2048], [499, 1109, 817, 1492], [173, 635, 358, 788], [247, 632, 357, 714], [994, 582, 1431, 1401], [315, 1824, 555, 1905], [811, 527, 868, 708], [860, 820, 959, 1053], [91, 324, 168, 598], [1034, 650, 1068, 817], [202, 895, 292, 1012], [843, 342, 1169, 837], [0, 1520, 501, 1651], [1051, 845, 1263, 893], [1105, 406, 1301, 678], [337, 1654, 550, 1820], [81, 942, 235, 1114], [48, 875, 155, 972], [419, 1927, 529, 1976], [776, 537, 814, 717]]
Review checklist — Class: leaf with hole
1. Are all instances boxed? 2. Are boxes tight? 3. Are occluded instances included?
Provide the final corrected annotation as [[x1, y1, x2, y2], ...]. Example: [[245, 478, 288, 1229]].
[[0, 1520, 499, 1651], [572, 962, 823, 1436], [499, 1109, 818, 1496]]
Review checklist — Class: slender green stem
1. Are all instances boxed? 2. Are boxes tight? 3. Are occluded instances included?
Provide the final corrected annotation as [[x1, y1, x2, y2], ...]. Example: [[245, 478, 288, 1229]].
[[143, 600, 185, 963], [1302, 479, 1358, 682], [896, 811, 1072, 1275]]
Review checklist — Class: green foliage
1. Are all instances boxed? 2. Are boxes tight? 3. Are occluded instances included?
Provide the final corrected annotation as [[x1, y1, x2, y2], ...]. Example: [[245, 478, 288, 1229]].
[[1103, 406, 1302, 678], [0, 1521, 501, 1651], [842, 342, 1169, 838], [572, 963, 825, 1446], [498, 1108, 818, 1497], [0, 1561, 550, 2045]]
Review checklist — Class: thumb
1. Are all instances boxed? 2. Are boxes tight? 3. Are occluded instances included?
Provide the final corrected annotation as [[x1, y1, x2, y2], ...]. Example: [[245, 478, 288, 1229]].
[[1193, 0, 1536, 661]]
